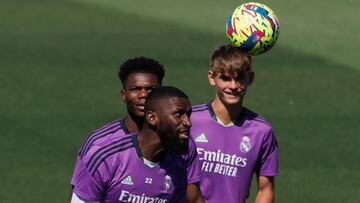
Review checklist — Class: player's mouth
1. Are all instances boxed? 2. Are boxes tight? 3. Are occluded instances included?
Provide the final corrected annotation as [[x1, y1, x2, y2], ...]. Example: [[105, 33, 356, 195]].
[[178, 129, 189, 139], [136, 104, 145, 111], [225, 91, 241, 96]]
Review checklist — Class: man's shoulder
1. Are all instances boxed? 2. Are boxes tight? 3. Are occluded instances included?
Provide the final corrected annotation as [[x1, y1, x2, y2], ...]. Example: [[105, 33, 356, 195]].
[[85, 133, 134, 157], [81, 134, 135, 175], [78, 118, 129, 158], [242, 107, 273, 131], [192, 103, 209, 112], [191, 103, 211, 119], [92, 118, 127, 135]]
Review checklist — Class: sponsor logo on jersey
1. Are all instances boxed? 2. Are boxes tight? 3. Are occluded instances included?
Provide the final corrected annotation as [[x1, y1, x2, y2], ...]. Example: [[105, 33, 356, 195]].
[[197, 148, 247, 177], [195, 133, 208, 143], [121, 175, 134, 185], [163, 175, 174, 193], [119, 190, 167, 203], [240, 136, 251, 153]]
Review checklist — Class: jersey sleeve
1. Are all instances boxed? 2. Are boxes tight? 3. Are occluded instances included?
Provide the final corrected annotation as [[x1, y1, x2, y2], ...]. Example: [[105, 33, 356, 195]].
[[182, 136, 201, 184], [71, 192, 99, 203], [71, 154, 82, 186], [257, 128, 279, 177], [71, 155, 105, 201]]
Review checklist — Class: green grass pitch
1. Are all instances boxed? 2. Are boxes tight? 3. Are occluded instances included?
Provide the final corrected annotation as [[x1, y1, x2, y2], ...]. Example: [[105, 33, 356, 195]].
[[1, 0, 359, 202]]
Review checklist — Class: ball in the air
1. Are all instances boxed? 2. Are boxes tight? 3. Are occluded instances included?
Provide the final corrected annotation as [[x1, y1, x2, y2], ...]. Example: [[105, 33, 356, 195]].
[[226, 2, 280, 55]]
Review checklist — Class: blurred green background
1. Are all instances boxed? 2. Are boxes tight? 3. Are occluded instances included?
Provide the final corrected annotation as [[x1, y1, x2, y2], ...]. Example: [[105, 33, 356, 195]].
[[1, 0, 359, 202]]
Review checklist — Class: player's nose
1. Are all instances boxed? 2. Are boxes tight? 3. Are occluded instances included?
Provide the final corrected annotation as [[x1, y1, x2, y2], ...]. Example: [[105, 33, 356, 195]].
[[139, 88, 149, 97], [182, 115, 191, 128], [229, 79, 240, 89]]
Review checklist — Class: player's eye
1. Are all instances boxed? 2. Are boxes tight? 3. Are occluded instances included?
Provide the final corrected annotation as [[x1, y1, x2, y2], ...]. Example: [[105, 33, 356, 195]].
[[219, 75, 231, 81], [145, 87, 156, 92], [129, 87, 144, 92], [175, 110, 185, 117], [128, 87, 138, 91], [236, 75, 247, 82]]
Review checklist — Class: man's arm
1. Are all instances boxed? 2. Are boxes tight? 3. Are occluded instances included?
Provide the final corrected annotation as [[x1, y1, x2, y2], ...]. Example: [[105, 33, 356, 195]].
[[255, 176, 275, 203], [66, 188, 73, 203], [186, 183, 205, 203], [70, 192, 99, 203]]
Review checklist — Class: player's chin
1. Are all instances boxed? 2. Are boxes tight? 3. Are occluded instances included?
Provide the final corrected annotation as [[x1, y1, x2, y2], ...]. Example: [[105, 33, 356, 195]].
[[179, 137, 189, 153], [177, 142, 189, 154], [169, 140, 189, 154], [223, 93, 244, 103], [223, 97, 241, 105], [132, 108, 145, 117]]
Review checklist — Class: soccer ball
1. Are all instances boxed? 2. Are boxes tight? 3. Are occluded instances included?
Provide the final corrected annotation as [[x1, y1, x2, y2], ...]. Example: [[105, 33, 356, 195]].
[[226, 2, 280, 56]]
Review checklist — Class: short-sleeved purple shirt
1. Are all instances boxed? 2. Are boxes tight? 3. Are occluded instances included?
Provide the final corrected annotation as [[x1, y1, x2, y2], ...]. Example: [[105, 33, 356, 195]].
[[71, 119, 200, 202], [190, 103, 278, 203], [72, 133, 188, 202], [71, 118, 128, 187]]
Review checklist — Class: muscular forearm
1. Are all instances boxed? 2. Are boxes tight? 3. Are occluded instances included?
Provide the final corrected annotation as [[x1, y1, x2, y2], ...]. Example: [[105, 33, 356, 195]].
[[255, 188, 274, 203], [255, 176, 275, 203]]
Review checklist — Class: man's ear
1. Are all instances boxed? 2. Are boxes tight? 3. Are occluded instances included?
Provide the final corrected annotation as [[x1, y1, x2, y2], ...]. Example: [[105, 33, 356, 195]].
[[208, 70, 216, 86], [120, 89, 126, 103], [146, 111, 159, 126]]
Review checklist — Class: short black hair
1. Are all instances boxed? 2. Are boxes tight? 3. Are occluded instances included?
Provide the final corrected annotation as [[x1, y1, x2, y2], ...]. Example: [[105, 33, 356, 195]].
[[118, 56, 165, 87], [144, 86, 189, 113]]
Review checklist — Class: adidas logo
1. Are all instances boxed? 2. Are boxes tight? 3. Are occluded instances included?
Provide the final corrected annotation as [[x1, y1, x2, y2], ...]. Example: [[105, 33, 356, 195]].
[[195, 133, 208, 143], [121, 175, 133, 185]]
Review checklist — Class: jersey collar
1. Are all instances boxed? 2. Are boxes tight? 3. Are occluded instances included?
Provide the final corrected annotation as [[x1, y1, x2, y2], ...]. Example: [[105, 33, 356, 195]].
[[206, 102, 246, 126]]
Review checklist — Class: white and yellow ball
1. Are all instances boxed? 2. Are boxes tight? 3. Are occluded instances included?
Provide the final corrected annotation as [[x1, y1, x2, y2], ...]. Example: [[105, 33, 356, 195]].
[[226, 2, 280, 55]]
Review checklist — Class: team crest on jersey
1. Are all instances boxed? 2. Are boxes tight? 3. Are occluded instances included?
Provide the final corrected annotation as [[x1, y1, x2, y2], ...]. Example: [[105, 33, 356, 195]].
[[240, 136, 251, 153], [163, 175, 174, 193]]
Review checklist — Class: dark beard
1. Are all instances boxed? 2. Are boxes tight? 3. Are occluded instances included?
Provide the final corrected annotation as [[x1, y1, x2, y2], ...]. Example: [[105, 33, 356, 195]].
[[158, 126, 188, 154], [168, 137, 189, 154]]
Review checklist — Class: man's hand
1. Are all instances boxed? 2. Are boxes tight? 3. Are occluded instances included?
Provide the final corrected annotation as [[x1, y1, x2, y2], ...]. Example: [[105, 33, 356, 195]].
[[186, 183, 205, 203]]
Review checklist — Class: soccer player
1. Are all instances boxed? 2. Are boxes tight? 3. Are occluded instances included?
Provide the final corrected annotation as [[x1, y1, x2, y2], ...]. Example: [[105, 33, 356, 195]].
[[71, 86, 202, 202], [190, 45, 278, 203], [68, 57, 203, 202]]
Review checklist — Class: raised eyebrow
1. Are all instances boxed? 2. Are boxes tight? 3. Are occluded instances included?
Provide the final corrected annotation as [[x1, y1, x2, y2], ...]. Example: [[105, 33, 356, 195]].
[[131, 85, 156, 89], [219, 73, 231, 78], [173, 107, 187, 115], [127, 86, 138, 90], [219, 75, 229, 79], [145, 86, 157, 89]]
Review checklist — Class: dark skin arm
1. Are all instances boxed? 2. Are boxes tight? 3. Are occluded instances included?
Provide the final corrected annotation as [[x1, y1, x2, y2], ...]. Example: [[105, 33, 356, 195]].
[[66, 188, 72, 203], [186, 183, 205, 203]]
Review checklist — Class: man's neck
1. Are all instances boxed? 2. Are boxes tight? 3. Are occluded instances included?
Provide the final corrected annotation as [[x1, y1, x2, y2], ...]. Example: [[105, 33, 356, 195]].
[[137, 129, 166, 163], [125, 114, 144, 133], [211, 99, 243, 126]]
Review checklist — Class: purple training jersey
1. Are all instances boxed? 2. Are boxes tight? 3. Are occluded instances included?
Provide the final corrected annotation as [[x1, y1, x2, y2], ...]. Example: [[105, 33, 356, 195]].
[[72, 133, 188, 202], [71, 117, 201, 188], [190, 103, 278, 203], [71, 118, 129, 187]]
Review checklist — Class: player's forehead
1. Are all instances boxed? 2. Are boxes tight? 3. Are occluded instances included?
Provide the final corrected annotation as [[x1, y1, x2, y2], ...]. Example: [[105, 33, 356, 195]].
[[157, 97, 191, 112], [216, 69, 248, 78], [125, 72, 160, 87]]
